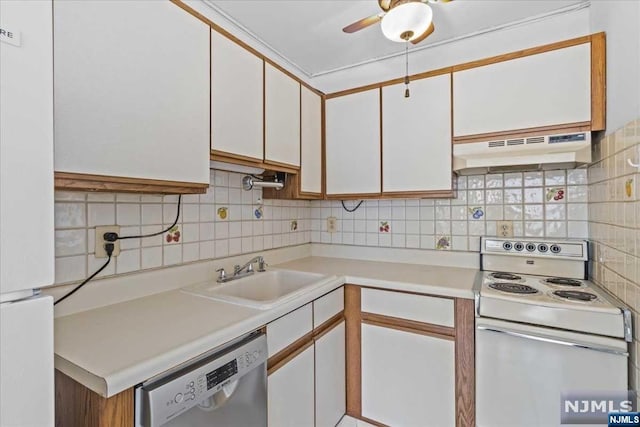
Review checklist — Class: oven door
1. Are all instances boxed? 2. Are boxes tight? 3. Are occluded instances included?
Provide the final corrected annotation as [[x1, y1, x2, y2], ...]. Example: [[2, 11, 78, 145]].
[[476, 318, 628, 427]]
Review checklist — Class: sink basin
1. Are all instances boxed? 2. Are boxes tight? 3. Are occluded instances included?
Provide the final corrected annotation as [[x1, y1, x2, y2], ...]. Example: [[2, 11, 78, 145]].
[[182, 270, 333, 309]]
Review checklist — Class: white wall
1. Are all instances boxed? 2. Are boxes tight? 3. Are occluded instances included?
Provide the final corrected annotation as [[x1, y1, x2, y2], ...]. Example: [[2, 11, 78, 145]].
[[589, 0, 640, 133], [311, 8, 591, 93]]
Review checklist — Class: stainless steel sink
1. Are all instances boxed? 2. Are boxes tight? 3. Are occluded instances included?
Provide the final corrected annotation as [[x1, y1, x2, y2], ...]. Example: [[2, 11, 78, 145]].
[[182, 270, 333, 309]]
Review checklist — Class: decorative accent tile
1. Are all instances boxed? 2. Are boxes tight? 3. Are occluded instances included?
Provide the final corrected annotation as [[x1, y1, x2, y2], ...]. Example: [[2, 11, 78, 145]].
[[165, 225, 181, 244], [254, 206, 263, 219], [545, 187, 565, 202], [290, 220, 298, 231], [436, 236, 450, 250], [217, 206, 228, 220], [468, 207, 484, 219], [379, 221, 390, 233]]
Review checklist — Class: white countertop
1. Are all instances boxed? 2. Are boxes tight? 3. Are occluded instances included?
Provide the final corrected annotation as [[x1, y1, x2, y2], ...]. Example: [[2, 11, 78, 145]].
[[54, 256, 478, 398]]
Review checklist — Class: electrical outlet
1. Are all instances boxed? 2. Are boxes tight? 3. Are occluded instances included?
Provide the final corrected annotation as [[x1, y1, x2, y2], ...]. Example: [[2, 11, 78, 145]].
[[497, 221, 514, 238], [95, 226, 121, 258], [327, 216, 337, 233]]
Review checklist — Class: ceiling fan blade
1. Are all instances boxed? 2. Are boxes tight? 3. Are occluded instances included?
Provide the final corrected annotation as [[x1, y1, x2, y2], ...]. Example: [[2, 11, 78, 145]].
[[342, 13, 383, 33], [411, 22, 435, 44]]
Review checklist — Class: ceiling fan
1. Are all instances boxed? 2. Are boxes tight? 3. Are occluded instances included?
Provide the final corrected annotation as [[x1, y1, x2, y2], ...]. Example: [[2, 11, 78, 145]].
[[343, 0, 453, 44]]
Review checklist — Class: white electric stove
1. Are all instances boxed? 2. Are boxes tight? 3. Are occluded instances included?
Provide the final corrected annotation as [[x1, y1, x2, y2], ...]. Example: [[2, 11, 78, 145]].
[[475, 237, 632, 427]]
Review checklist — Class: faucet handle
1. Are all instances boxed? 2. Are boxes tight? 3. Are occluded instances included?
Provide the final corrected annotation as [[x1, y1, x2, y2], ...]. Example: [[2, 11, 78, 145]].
[[257, 258, 267, 272], [216, 268, 227, 281]]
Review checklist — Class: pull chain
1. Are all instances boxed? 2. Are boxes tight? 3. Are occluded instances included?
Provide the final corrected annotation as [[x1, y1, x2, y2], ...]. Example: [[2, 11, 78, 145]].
[[404, 41, 410, 98]]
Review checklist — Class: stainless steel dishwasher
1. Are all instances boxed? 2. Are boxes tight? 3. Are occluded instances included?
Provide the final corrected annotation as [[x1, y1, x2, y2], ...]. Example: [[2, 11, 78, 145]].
[[135, 332, 267, 427]]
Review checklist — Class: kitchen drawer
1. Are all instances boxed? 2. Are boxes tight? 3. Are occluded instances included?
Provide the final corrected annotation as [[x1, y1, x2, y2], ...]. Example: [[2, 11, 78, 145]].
[[267, 303, 312, 357], [361, 288, 454, 327], [313, 287, 344, 328]]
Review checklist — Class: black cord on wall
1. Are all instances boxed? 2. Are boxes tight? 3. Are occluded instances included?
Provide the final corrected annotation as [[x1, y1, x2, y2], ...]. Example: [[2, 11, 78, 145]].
[[341, 200, 364, 213], [54, 196, 182, 306]]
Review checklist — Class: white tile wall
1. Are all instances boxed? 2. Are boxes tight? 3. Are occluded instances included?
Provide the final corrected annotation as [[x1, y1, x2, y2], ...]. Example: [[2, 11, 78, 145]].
[[588, 118, 640, 391], [310, 169, 589, 252], [53, 171, 311, 284]]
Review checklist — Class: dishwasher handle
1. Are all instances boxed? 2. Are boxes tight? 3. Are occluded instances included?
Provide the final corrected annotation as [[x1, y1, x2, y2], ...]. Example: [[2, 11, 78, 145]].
[[477, 325, 628, 357]]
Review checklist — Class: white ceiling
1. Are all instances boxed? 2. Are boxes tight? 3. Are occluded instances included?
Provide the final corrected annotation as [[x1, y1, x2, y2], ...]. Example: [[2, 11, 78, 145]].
[[204, 0, 588, 77]]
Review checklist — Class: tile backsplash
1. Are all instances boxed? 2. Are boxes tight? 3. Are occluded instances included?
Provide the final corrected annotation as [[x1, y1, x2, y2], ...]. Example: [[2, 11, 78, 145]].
[[53, 171, 311, 285], [310, 169, 589, 251], [587, 118, 640, 390]]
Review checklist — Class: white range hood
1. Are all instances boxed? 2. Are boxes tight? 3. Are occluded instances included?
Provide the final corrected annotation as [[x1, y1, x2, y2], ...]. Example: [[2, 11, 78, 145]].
[[453, 132, 592, 175]]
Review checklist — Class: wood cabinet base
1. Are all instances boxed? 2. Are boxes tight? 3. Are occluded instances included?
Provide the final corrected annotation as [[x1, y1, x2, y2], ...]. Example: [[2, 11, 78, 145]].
[[55, 172, 209, 194], [55, 370, 134, 427]]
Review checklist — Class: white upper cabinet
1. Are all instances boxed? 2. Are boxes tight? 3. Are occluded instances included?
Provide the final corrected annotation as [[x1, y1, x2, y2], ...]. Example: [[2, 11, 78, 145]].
[[54, 1, 210, 184], [382, 74, 452, 193], [453, 43, 591, 137], [300, 87, 323, 194], [265, 63, 300, 167], [325, 89, 381, 196], [1, 0, 54, 292], [211, 30, 263, 160]]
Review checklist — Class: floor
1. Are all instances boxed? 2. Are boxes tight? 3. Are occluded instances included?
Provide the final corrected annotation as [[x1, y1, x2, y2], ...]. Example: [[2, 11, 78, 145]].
[[337, 415, 377, 427]]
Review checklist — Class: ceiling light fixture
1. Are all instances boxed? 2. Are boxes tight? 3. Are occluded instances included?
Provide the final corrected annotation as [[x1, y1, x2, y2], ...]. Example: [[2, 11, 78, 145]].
[[380, 2, 433, 98], [380, 2, 433, 43]]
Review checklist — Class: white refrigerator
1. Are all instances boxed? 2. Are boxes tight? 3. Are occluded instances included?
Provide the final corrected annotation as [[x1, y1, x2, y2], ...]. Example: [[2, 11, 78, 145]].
[[0, 0, 55, 426]]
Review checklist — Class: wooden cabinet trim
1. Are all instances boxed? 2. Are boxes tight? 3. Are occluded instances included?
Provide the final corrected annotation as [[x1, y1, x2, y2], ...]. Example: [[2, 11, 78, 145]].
[[54, 172, 208, 195], [262, 159, 301, 173], [590, 32, 606, 131], [267, 338, 314, 376], [451, 35, 593, 72], [313, 312, 345, 340], [358, 284, 456, 302], [345, 285, 362, 418], [361, 312, 455, 341], [454, 299, 476, 427], [325, 66, 453, 99], [267, 331, 314, 375], [170, 0, 323, 98], [210, 150, 299, 174], [55, 370, 133, 427], [452, 121, 592, 145], [325, 33, 603, 101]]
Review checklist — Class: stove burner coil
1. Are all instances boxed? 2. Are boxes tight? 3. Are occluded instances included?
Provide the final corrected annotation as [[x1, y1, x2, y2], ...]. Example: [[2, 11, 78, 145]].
[[489, 272, 523, 281], [552, 290, 597, 302], [488, 282, 539, 294], [544, 277, 583, 287]]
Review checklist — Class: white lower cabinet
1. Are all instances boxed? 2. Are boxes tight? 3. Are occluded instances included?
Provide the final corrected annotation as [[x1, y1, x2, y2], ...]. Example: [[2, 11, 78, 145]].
[[268, 345, 315, 427], [361, 323, 455, 427], [315, 322, 346, 427]]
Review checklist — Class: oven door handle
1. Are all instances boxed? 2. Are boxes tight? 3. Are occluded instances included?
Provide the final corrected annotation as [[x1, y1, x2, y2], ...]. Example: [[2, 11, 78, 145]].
[[477, 325, 628, 357]]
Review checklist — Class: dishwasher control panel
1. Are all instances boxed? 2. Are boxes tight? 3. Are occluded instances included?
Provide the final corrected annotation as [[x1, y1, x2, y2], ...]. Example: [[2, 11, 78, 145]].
[[139, 333, 267, 427]]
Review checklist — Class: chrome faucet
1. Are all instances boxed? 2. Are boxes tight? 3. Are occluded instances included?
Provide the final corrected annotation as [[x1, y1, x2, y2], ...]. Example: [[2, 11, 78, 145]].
[[234, 256, 267, 276], [216, 256, 267, 283]]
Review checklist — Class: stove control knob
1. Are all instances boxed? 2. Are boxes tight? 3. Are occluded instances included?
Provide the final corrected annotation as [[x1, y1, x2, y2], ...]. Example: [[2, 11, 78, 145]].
[[538, 244, 549, 253], [502, 242, 513, 250], [514, 242, 524, 251], [550, 244, 561, 254], [525, 243, 536, 252]]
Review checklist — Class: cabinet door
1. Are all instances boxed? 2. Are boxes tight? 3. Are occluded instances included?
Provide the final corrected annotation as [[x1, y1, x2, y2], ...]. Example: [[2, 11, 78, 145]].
[[382, 74, 452, 193], [361, 324, 455, 426], [268, 345, 315, 427], [325, 89, 381, 196], [265, 63, 300, 167], [211, 30, 263, 160], [315, 322, 346, 427], [300, 86, 323, 195], [1, 0, 54, 293], [54, 1, 210, 184], [453, 43, 591, 137]]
